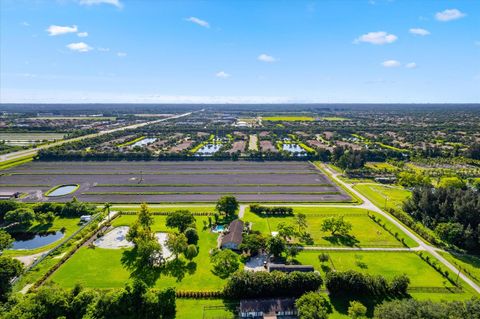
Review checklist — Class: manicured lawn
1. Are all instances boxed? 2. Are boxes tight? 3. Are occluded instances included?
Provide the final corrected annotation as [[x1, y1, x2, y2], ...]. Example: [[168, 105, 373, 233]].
[[48, 216, 227, 291], [243, 207, 414, 247], [297, 251, 455, 288], [176, 299, 238, 319], [353, 183, 411, 211], [439, 251, 480, 286], [4, 217, 83, 257], [262, 116, 315, 121]]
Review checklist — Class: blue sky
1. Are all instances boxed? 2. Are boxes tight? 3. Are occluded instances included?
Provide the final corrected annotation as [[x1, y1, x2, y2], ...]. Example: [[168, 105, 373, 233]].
[[1, 0, 479, 103]]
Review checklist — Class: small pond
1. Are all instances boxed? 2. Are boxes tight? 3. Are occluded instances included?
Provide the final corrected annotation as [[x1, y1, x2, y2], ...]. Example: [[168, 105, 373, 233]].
[[46, 184, 78, 197], [195, 144, 222, 156], [282, 144, 307, 156], [11, 231, 64, 250], [131, 137, 157, 148]]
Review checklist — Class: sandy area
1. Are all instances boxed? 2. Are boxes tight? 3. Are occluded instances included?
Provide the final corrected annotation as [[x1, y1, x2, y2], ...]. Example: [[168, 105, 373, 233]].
[[94, 226, 134, 249]]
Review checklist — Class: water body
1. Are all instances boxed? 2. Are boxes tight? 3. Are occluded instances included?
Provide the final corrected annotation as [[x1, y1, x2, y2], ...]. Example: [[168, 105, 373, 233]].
[[131, 137, 157, 148], [47, 185, 78, 196], [283, 144, 307, 156], [11, 231, 64, 250], [195, 144, 222, 156]]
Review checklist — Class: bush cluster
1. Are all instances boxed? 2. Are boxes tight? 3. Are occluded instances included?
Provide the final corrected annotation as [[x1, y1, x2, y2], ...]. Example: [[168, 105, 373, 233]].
[[223, 270, 323, 299], [325, 270, 409, 298]]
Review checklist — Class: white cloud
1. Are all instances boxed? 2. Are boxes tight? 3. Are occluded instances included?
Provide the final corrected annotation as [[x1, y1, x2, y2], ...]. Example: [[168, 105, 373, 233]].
[[97, 47, 110, 52], [382, 60, 401, 68], [405, 62, 417, 69], [409, 28, 430, 36], [78, 0, 122, 8], [117, 52, 127, 57], [46, 25, 78, 36], [435, 9, 466, 22], [77, 32, 88, 37], [354, 31, 397, 45], [185, 17, 210, 28], [21, 21, 30, 27], [66, 42, 92, 52], [258, 54, 277, 63], [215, 71, 231, 78]]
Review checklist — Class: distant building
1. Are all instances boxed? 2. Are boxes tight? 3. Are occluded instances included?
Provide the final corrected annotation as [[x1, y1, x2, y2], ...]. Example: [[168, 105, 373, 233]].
[[267, 263, 314, 273], [220, 219, 244, 250], [240, 298, 297, 318], [80, 215, 92, 223]]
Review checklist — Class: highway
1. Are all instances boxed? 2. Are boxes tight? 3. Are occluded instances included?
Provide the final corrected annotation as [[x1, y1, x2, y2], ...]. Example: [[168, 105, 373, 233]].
[[0, 111, 193, 163]]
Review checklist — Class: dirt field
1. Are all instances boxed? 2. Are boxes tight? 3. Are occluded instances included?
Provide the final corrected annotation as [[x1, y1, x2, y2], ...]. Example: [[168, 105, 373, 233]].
[[2, 161, 351, 203]]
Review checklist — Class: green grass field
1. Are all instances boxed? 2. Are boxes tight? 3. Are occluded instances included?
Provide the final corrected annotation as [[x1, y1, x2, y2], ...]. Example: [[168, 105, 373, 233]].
[[48, 215, 227, 291], [4, 217, 82, 257], [439, 251, 480, 286], [353, 183, 411, 211], [365, 162, 399, 172], [321, 117, 349, 121], [298, 250, 453, 288], [243, 207, 416, 247], [262, 116, 315, 121]]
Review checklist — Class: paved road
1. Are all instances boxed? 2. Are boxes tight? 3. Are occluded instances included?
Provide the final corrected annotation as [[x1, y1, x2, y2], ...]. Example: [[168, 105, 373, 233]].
[[301, 246, 424, 251], [0, 111, 194, 163], [316, 162, 480, 294]]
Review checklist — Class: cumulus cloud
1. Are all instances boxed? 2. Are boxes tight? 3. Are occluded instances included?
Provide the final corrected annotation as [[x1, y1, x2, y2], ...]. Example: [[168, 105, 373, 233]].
[[78, 0, 122, 8], [47, 25, 78, 36], [215, 71, 231, 78], [405, 62, 417, 69], [354, 31, 397, 45], [185, 17, 210, 28], [258, 54, 277, 63], [409, 28, 430, 36], [382, 60, 401, 68], [66, 42, 92, 52], [117, 52, 127, 57], [77, 32, 88, 37], [435, 9, 466, 22]]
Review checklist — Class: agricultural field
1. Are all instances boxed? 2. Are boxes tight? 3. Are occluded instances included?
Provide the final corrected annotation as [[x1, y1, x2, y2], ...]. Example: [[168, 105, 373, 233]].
[[262, 116, 315, 121], [2, 161, 351, 203]]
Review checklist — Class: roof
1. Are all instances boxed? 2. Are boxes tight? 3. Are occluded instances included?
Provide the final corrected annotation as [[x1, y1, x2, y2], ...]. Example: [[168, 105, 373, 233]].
[[267, 263, 314, 273], [221, 219, 244, 246], [240, 298, 296, 313]]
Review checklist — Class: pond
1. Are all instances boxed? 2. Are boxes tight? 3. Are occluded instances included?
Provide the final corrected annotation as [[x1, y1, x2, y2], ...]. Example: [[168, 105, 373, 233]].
[[46, 184, 78, 197], [11, 231, 64, 250], [282, 144, 307, 156], [195, 143, 222, 156], [131, 137, 157, 148]]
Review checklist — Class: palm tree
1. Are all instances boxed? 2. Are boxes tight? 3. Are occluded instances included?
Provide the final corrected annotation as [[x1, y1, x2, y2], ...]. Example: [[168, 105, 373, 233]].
[[103, 202, 112, 222]]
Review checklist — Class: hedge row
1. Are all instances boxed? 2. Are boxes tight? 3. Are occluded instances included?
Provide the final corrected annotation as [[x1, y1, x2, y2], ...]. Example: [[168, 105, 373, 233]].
[[416, 252, 459, 287], [367, 212, 408, 247], [121, 211, 214, 216], [249, 204, 294, 216], [386, 208, 441, 247], [175, 291, 223, 298]]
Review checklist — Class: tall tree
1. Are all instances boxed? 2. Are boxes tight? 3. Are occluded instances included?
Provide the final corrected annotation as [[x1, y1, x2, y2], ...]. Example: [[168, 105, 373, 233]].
[[215, 196, 239, 217]]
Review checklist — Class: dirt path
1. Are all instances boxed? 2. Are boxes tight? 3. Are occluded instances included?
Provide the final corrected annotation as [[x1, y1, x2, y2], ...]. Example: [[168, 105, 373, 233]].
[[301, 246, 424, 251]]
